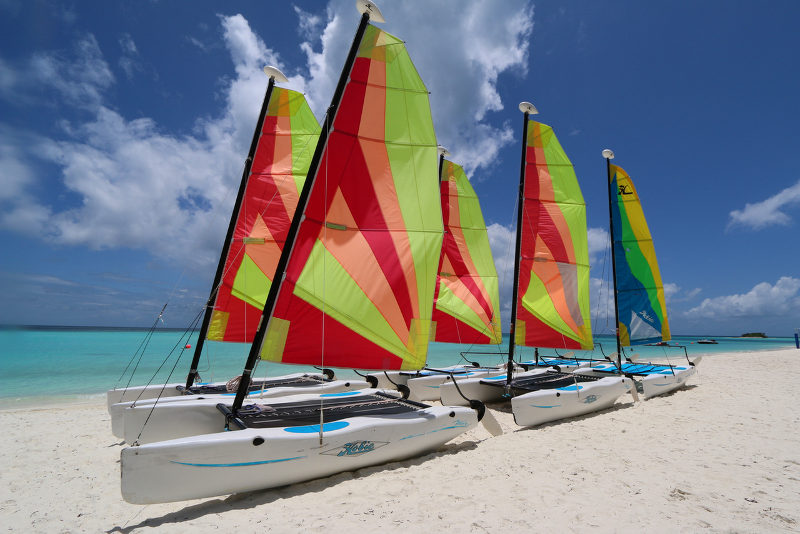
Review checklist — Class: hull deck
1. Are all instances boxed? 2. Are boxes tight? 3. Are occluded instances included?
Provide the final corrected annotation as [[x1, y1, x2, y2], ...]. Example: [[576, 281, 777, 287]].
[[230, 392, 429, 429]]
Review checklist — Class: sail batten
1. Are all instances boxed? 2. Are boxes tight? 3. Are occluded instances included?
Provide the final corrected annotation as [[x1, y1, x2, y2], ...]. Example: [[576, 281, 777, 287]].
[[514, 121, 593, 350], [609, 164, 670, 346]]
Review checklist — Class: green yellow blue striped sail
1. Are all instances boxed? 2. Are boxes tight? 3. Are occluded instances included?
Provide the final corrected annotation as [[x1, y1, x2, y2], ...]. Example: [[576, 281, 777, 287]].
[[258, 25, 442, 370], [609, 164, 671, 345], [207, 88, 319, 343], [515, 121, 593, 350], [432, 159, 501, 344]]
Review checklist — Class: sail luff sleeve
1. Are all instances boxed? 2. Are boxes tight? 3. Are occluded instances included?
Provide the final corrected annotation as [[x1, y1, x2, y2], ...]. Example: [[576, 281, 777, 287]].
[[185, 76, 277, 388], [230, 12, 372, 413]]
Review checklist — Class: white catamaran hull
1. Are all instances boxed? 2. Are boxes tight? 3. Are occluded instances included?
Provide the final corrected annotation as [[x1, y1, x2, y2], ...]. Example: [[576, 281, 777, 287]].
[[638, 366, 697, 399], [439, 368, 550, 406], [111, 378, 370, 441], [106, 371, 329, 412], [582, 359, 700, 399], [121, 405, 479, 504], [366, 365, 492, 391], [405, 368, 504, 401], [366, 371, 407, 389], [107, 382, 183, 412], [121, 388, 393, 445], [510, 376, 634, 427]]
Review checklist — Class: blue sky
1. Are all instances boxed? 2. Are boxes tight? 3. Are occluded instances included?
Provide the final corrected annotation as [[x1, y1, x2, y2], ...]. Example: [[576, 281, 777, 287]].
[[1, 0, 799, 336]]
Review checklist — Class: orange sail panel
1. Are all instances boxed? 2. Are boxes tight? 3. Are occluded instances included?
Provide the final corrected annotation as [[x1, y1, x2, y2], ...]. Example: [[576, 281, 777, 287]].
[[259, 25, 441, 371], [207, 88, 320, 342], [433, 160, 501, 344], [514, 121, 593, 350]]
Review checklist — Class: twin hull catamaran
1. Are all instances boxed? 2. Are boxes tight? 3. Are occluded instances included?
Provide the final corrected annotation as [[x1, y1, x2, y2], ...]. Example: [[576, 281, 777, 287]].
[[440, 103, 634, 426], [372, 153, 505, 401], [108, 70, 377, 440], [580, 153, 699, 398], [120, 1, 486, 504]]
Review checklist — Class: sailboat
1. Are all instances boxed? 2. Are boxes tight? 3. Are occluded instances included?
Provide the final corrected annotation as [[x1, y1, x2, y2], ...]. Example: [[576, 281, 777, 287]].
[[380, 151, 505, 401], [580, 152, 700, 398], [120, 1, 487, 504], [108, 69, 375, 441], [440, 103, 634, 427]]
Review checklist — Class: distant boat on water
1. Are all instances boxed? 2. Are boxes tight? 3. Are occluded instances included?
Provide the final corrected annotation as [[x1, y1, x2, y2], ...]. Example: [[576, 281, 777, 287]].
[[697, 339, 718, 344]]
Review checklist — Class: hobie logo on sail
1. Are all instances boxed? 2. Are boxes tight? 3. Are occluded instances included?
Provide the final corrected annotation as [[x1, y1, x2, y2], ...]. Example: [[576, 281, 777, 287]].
[[618, 184, 634, 196], [322, 440, 388, 457]]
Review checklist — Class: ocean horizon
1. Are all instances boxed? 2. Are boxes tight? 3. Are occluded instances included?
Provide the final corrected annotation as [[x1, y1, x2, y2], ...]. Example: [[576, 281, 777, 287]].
[[1, 326, 797, 408]]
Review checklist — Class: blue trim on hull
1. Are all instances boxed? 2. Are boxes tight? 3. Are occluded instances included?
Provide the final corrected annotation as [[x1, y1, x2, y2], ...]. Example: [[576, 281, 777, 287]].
[[283, 421, 350, 433], [170, 456, 305, 467]]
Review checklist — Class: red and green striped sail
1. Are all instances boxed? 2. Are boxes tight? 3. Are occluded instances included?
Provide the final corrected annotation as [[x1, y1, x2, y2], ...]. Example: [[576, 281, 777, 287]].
[[432, 159, 501, 344], [514, 121, 593, 350], [609, 164, 670, 346], [259, 25, 442, 370], [207, 88, 320, 342]]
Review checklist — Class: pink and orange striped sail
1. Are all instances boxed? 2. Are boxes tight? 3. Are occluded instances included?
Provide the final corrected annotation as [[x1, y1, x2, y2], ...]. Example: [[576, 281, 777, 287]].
[[514, 121, 593, 350], [258, 25, 442, 370], [432, 159, 501, 344], [207, 88, 320, 343]]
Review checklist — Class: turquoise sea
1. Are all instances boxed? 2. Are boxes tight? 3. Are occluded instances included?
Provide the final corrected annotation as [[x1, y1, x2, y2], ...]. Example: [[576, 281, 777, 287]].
[[0, 326, 797, 407]]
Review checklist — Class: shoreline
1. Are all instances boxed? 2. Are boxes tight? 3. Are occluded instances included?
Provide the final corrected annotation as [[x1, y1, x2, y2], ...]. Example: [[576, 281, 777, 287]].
[[1, 345, 795, 411], [2, 349, 798, 532]]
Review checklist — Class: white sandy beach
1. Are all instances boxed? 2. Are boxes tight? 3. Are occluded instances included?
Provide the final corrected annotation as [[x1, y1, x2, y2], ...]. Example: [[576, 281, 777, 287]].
[[1, 349, 798, 533]]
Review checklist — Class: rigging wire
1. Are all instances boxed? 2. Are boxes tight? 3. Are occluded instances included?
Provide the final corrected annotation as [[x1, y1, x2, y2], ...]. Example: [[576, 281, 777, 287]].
[[114, 302, 167, 390], [133, 309, 204, 443], [128, 305, 206, 406]]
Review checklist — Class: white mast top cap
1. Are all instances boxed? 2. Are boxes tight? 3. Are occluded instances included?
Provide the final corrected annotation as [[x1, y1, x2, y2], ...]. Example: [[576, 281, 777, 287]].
[[602, 149, 615, 160], [263, 66, 289, 83], [518, 102, 538, 114], [437, 145, 450, 157], [356, 0, 385, 23]]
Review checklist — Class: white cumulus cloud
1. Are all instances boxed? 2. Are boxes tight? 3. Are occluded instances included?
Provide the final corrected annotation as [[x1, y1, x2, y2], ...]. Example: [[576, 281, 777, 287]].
[[0, 16, 289, 272], [294, 0, 534, 177], [728, 180, 800, 230], [686, 277, 800, 319], [1, 3, 534, 278]]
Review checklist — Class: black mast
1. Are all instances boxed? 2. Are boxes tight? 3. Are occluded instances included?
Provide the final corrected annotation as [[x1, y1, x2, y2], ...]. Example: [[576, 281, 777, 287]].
[[603, 149, 623, 373], [184, 69, 283, 389], [505, 103, 537, 389], [231, 8, 374, 414]]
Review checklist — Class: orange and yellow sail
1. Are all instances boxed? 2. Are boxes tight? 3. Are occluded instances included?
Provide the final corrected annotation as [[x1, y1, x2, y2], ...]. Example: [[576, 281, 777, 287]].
[[432, 160, 501, 344], [207, 88, 320, 342], [259, 25, 442, 370], [514, 121, 593, 350]]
